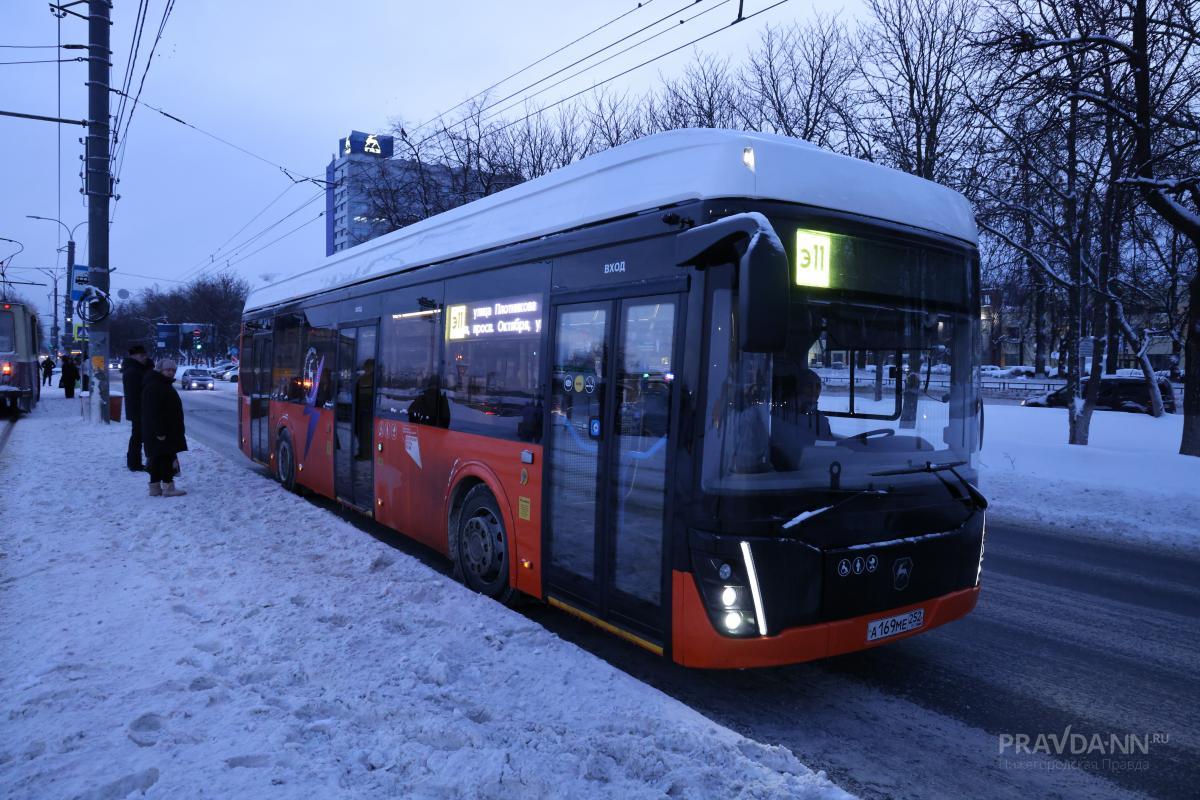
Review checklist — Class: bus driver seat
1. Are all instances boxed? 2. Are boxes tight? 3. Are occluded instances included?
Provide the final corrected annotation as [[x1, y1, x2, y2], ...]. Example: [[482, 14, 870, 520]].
[[771, 366, 832, 470]]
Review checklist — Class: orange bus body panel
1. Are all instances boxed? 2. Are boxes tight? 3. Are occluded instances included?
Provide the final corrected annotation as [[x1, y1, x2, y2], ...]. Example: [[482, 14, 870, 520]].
[[286, 404, 335, 498], [671, 570, 979, 669], [239, 394, 251, 459]]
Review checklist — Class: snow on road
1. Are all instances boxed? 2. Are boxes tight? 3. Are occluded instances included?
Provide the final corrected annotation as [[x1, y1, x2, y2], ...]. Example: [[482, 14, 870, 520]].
[[0, 397, 849, 800], [979, 404, 1200, 550]]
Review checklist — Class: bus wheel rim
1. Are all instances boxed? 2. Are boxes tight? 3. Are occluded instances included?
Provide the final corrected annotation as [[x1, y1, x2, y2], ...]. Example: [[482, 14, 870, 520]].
[[463, 508, 503, 581], [279, 441, 291, 482]]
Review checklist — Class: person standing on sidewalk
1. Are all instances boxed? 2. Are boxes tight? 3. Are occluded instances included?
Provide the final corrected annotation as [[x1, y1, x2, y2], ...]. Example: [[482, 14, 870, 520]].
[[121, 345, 153, 471], [41, 356, 55, 387], [60, 356, 79, 398], [141, 358, 188, 497]]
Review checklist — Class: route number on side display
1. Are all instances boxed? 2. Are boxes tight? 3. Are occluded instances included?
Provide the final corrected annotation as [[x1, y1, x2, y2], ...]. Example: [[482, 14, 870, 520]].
[[866, 608, 924, 642]]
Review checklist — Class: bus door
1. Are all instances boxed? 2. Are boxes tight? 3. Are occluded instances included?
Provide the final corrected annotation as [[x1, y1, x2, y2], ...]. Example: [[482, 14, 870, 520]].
[[333, 323, 377, 511], [250, 332, 273, 463], [544, 292, 681, 643]]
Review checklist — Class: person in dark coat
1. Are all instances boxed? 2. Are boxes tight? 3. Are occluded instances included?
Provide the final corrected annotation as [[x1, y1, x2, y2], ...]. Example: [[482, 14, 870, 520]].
[[60, 357, 80, 398], [41, 357, 55, 386], [121, 345, 153, 471], [141, 358, 188, 497]]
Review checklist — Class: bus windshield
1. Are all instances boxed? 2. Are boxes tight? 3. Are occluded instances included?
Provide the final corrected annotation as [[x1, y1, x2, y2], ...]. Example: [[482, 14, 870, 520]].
[[701, 236, 979, 502]]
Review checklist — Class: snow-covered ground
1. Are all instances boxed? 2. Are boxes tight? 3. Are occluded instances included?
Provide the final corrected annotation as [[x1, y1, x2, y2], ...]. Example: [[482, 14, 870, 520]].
[[0, 396, 849, 800], [979, 404, 1200, 550]]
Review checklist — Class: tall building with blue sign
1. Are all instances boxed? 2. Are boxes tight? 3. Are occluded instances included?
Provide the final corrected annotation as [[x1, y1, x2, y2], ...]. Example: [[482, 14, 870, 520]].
[[325, 130, 397, 255], [325, 130, 520, 256]]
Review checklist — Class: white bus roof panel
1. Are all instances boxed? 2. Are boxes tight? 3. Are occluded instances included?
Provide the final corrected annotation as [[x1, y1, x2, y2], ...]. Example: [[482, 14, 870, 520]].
[[244, 128, 977, 313]]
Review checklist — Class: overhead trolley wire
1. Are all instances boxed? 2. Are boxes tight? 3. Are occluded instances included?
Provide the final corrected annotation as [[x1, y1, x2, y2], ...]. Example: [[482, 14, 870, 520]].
[[112, 0, 150, 156], [412, 0, 717, 148], [182, 182, 299, 278], [112, 0, 175, 199], [408, 0, 661, 139], [0, 57, 85, 65], [480, 0, 791, 140], [413, 0, 743, 149], [472, 0, 733, 138], [183, 187, 326, 281], [106, 86, 324, 188], [222, 210, 326, 271]]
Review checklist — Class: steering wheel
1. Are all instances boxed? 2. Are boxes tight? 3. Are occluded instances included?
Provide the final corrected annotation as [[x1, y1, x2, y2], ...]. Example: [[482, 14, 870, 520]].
[[853, 428, 896, 442]]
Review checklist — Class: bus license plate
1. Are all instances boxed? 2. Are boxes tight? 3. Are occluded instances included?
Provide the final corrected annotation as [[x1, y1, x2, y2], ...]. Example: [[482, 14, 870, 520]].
[[866, 609, 924, 642]]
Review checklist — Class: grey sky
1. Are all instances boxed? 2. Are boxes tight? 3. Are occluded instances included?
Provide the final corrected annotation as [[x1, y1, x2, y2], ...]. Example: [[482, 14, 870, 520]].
[[2, 0, 859, 321]]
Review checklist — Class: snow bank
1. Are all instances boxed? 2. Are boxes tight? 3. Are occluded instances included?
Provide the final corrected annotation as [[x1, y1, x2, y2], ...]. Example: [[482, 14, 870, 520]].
[[0, 397, 849, 800], [979, 404, 1200, 550]]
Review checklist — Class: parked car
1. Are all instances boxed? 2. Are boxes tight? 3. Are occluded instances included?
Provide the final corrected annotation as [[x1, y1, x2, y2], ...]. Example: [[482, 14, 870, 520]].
[[212, 360, 234, 375], [177, 367, 216, 391], [226, 367, 239, 382], [1022, 375, 1176, 414]]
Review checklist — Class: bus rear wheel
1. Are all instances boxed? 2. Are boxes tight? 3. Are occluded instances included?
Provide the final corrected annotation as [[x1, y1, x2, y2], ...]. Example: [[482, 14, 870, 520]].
[[456, 485, 514, 603], [276, 431, 298, 493]]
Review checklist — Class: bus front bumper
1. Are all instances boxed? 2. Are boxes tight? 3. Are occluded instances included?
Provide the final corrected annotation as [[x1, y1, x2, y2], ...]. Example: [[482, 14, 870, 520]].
[[671, 572, 979, 668]]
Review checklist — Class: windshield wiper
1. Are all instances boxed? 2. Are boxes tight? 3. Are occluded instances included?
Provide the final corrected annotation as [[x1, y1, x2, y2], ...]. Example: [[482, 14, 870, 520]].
[[870, 460, 987, 511], [781, 488, 889, 531]]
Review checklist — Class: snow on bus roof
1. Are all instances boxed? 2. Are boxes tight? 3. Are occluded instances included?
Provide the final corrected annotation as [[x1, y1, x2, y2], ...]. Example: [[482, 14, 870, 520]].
[[244, 128, 977, 313]]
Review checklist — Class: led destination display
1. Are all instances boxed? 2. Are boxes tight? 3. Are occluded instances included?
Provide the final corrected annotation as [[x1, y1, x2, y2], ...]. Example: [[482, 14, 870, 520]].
[[447, 295, 543, 341]]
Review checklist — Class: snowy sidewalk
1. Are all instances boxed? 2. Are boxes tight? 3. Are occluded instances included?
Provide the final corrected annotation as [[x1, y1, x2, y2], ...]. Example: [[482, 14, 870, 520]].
[[0, 397, 848, 800], [979, 405, 1200, 551]]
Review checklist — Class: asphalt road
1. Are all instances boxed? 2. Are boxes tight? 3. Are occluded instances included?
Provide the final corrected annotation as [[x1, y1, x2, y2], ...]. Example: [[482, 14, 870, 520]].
[[178, 386, 1199, 800]]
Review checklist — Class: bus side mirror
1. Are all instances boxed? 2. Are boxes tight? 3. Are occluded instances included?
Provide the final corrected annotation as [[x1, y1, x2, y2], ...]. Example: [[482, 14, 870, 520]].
[[738, 234, 790, 352], [675, 212, 790, 352]]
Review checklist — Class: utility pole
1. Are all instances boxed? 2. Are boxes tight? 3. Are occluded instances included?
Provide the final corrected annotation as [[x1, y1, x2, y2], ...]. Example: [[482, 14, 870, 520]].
[[64, 238, 75, 353], [85, 0, 112, 422], [35, 268, 61, 351]]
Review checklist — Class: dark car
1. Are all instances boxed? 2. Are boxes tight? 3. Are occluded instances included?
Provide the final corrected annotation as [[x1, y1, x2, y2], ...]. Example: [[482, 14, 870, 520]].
[[1023, 376, 1176, 414]]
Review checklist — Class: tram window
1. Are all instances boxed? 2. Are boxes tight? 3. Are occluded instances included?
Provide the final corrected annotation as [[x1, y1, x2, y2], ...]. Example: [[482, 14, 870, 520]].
[[443, 266, 547, 441], [0, 311, 14, 352], [379, 289, 444, 424], [273, 314, 306, 402], [302, 323, 337, 407]]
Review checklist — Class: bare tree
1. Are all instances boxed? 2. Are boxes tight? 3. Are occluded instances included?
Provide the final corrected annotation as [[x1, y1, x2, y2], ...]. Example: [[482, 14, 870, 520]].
[[858, 0, 985, 183], [742, 17, 864, 154], [993, 0, 1200, 453]]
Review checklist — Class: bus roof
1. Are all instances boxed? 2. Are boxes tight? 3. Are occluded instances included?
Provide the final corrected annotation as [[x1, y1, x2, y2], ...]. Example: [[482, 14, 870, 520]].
[[244, 128, 977, 313]]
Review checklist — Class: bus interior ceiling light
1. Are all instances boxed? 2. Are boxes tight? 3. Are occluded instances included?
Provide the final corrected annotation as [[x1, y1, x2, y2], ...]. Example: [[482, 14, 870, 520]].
[[740, 541, 768, 636]]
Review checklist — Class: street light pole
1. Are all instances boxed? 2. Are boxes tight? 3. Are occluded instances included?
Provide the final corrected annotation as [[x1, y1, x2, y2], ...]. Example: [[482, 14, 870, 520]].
[[27, 217, 86, 355]]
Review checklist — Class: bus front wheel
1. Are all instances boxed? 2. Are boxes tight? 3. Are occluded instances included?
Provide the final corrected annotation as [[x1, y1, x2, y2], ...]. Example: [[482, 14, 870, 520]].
[[455, 484, 515, 604]]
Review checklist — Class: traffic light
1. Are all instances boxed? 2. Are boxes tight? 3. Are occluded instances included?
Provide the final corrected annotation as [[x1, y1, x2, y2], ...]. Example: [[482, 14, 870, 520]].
[[192, 327, 202, 351]]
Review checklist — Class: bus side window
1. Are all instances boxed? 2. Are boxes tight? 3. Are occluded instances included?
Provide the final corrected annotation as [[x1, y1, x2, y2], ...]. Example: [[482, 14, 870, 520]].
[[379, 287, 444, 424], [303, 325, 337, 407], [442, 265, 548, 441], [273, 314, 306, 402]]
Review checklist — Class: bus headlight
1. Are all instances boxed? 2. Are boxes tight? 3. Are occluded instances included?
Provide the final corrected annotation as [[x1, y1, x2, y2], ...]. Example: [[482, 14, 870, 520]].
[[692, 554, 762, 637]]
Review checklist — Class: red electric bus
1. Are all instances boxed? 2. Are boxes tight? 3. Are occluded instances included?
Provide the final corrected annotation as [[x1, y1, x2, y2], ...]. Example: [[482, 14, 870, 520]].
[[240, 129, 986, 668]]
